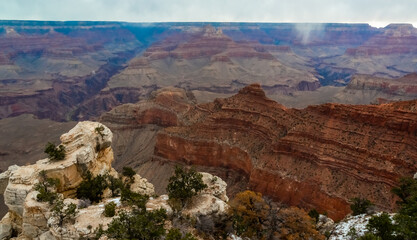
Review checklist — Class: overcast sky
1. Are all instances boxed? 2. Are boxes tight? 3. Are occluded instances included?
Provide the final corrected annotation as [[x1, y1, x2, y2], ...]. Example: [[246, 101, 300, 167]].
[[0, 0, 415, 27]]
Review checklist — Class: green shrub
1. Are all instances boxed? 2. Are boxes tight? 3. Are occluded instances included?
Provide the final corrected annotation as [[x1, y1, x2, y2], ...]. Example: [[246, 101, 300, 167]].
[[392, 177, 417, 240], [104, 202, 117, 217], [347, 226, 359, 240], [120, 187, 149, 210], [95, 125, 105, 137], [166, 228, 197, 240], [104, 209, 167, 239], [44, 142, 66, 161], [358, 232, 382, 240], [167, 166, 207, 207], [106, 174, 124, 197], [366, 212, 395, 240], [52, 199, 78, 227], [308, 209, 320, 223], [34, 170, 60, 204], [76, 171, 107, 203], [392, 177, 417, 206], [122, 166, 136, 184], [350, 197, 373, 216]]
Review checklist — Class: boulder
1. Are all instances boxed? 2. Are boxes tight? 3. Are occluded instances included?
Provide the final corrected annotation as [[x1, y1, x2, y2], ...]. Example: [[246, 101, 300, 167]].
[[181, 173, 229, 220], [128, 174, 155, 196], [200, 172, 228, 202], [182, 194, 229, 219]]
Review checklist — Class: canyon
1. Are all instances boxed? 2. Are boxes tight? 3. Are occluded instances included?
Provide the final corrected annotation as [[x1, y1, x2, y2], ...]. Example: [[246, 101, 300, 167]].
[[100, 84, 417, 220], [1, 21, 417, 222], [1, 22, 417, 122]]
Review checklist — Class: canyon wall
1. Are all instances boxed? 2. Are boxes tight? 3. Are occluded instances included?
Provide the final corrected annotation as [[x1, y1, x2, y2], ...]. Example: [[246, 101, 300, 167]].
[[145, 84, 417, 220]]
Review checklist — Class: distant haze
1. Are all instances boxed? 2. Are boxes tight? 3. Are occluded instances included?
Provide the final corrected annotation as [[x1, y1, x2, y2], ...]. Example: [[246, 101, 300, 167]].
[[0, 0, 415, 27]]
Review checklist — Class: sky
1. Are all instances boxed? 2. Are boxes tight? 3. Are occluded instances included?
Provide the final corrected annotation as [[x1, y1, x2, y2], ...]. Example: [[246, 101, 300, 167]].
[[0, 0, 416, 28]]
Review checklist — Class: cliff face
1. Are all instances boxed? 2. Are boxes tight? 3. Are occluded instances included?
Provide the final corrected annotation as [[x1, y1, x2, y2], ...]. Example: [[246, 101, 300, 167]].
[[141, 84, 417, 220]]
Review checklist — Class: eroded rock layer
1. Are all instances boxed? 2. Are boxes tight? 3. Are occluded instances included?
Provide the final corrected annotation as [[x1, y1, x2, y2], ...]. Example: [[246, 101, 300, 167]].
[[147, 84, 417, 220]]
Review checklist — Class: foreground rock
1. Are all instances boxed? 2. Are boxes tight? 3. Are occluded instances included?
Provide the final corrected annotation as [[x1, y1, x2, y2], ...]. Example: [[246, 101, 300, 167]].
[[0, 122, 140, 239], [182, 172, 229, 220], [329, 213, 395, 240], [0, 121, 230, 239]]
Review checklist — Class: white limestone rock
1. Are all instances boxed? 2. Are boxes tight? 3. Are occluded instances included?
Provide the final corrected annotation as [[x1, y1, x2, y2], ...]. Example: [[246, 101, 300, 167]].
[[0, 213, 12, 240], [329, 212, 395, 240], [317, 214, 335, 235], [1, 121, 116, 239], [0, 165, 19, 194], [181, 172, 229, 220], [128, 174, 155, 196], [146, 195, 173, 216], [182, 194, 229, 219], [200, 172, 228, 202]]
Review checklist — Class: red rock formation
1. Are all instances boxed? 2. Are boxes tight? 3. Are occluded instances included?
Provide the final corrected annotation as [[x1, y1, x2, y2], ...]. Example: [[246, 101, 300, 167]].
[[346, 24, 417, 56], [346, 73, 417, 97], [149, 84, 417, 220]]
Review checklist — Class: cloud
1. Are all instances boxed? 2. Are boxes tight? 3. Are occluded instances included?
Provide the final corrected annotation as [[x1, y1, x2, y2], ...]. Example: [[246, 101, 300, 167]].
[[0, 0, 416, 26]]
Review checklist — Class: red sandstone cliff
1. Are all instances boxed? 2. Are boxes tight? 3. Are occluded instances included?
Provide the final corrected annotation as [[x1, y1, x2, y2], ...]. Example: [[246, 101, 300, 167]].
[[145, 84, 417, 220]]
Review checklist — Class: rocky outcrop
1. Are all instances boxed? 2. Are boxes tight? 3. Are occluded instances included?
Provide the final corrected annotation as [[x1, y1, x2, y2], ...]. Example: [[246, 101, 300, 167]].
[[181, 172, 229, 219], [0, 119, 233, 239], [145, 172, 229, 223], [149, 84, 417, 220], [127, 174, 155, 196], [0, 121, 118, 239], [329, 213, 395, 240]]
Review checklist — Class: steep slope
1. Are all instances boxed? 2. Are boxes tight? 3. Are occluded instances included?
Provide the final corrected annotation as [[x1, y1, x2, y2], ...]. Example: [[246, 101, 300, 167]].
[[101, 84, 417, 220], [154, 84, 417, 220]]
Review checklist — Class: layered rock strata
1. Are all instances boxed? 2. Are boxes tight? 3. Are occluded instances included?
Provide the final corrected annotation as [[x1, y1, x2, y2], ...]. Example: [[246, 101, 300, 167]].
[[108, 25, 319, 95], [146, 84, 417, 220]]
